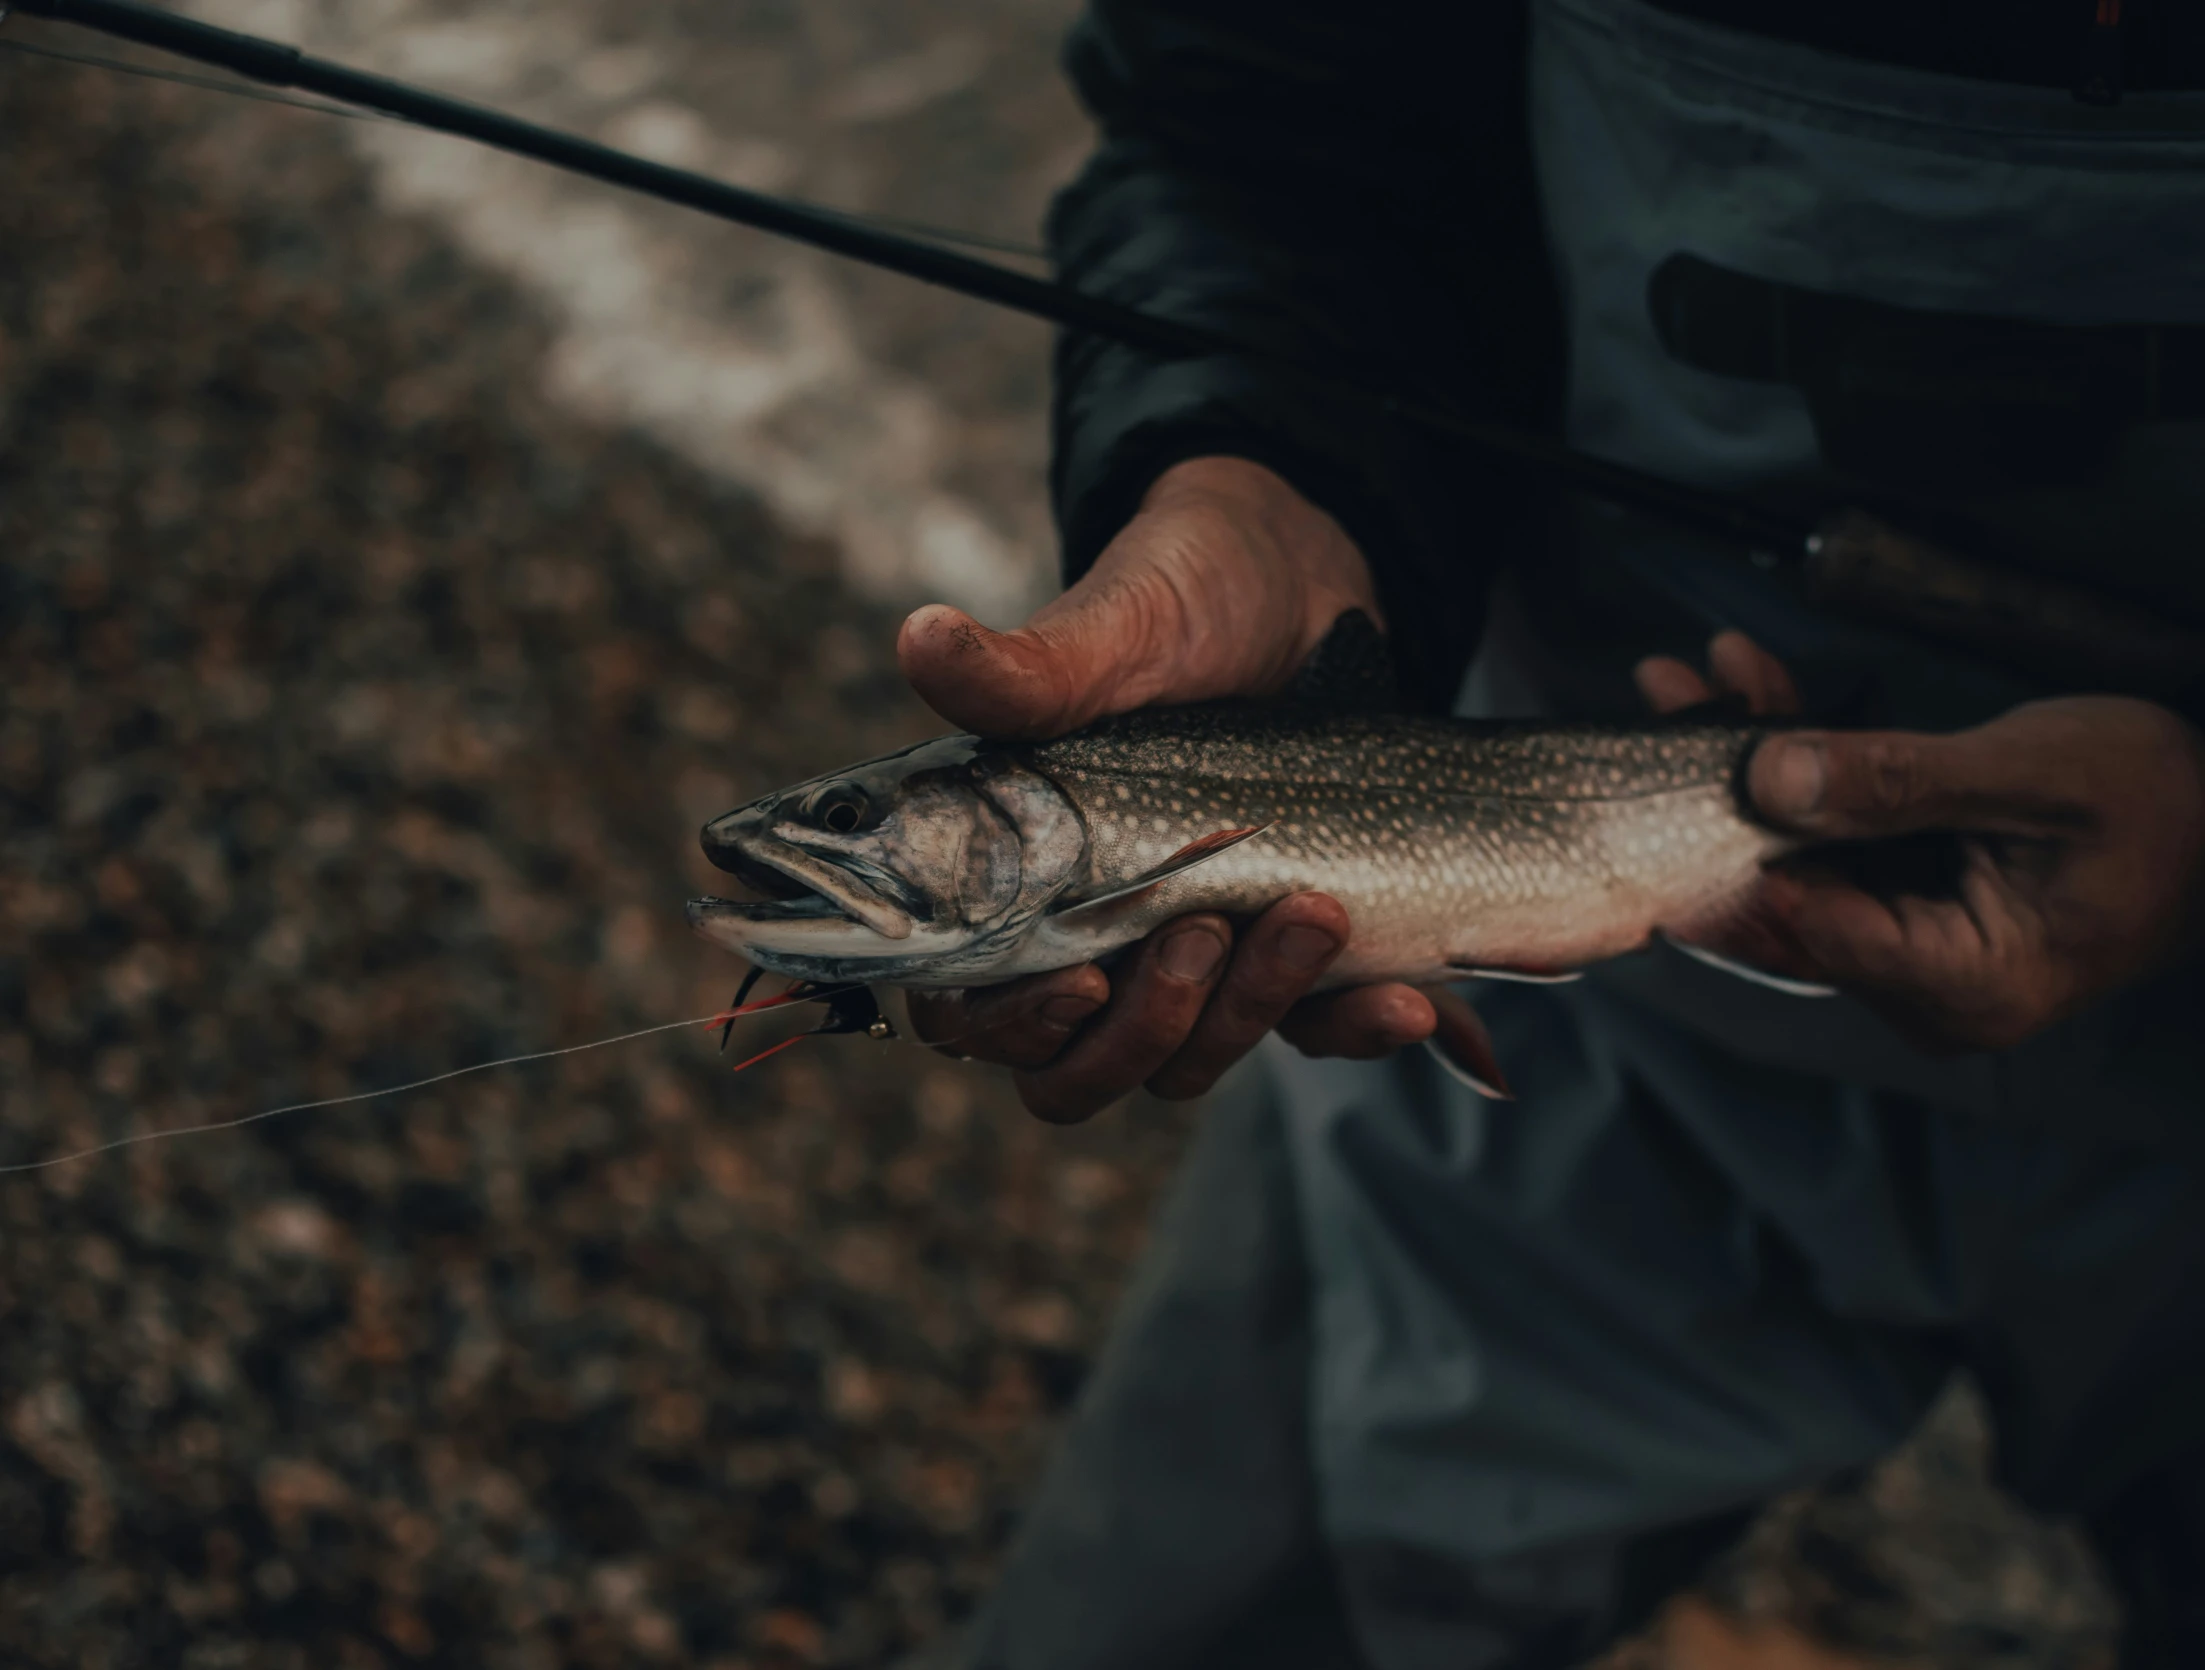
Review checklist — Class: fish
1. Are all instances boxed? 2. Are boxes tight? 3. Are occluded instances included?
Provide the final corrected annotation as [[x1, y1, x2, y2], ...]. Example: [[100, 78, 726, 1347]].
[[685, 701, 1817, 1004]]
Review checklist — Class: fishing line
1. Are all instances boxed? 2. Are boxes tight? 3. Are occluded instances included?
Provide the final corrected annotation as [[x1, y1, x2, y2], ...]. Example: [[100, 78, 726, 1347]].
[[0, 24, 1050, 261], [0, 993, 1080, 1178], [0, 982, 859, 1177]]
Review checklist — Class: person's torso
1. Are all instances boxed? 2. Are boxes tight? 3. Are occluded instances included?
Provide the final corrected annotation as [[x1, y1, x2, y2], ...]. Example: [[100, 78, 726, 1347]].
[[1510, 0, 2205, 729], [1283, 14, 2205, 1646]]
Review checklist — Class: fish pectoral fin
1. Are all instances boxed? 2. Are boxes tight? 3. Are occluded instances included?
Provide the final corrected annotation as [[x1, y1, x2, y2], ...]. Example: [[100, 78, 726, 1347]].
[[1425, 989, 1514, 1101], [1048, 824, 1271, 919], [1445, 962, 1583, 985], [1662, 933, 1837, 998]]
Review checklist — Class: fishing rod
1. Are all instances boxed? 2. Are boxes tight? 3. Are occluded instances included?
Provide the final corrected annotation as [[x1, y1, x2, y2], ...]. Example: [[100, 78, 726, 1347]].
[[13, 0, 2205, 702], [15, 0, 1776, 544]]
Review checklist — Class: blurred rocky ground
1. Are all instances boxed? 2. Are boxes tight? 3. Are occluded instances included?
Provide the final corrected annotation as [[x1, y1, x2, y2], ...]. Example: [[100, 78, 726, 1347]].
[[186, 0, 1090, 627], [0, 44, 1186, 1669], [0, 9, 2124, 1670]]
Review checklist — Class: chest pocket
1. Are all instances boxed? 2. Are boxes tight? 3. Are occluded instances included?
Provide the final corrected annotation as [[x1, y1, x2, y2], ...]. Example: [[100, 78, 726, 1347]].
[[1647, 252, 2205, 492]]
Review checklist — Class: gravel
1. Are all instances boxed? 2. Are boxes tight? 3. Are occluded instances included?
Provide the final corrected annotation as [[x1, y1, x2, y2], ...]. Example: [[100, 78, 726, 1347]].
[[1, 45, 1188, 1669]]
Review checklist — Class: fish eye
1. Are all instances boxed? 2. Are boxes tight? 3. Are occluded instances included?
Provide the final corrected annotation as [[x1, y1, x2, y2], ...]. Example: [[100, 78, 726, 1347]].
[[806, 781, 871, 834]]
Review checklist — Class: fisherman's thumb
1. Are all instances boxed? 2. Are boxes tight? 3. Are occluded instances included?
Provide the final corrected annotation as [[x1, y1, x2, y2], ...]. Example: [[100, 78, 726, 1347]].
[[1749, 730, 1986, 839], [898, 602, 1129, 739]]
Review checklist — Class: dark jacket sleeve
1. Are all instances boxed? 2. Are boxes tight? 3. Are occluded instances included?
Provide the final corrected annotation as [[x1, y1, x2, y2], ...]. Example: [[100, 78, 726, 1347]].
[[1048, 0, 1558, 711]]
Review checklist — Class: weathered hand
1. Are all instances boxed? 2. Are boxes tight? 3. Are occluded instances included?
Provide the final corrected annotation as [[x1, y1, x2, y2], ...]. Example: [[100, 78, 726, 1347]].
[[1638, 633, 2205, 1052], [1752, 699, 2205, 1050], [897, 456, 1434, 1121]]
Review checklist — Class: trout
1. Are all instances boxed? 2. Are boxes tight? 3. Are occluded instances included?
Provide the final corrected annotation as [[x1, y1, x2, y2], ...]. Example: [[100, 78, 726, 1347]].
[[686, 703, 1818, 1007]]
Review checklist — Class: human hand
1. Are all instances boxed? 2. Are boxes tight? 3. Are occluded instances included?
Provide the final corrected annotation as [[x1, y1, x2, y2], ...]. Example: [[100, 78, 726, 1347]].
[[896, 456, 1437, 1121], [1637, 633, 2205, 1052]]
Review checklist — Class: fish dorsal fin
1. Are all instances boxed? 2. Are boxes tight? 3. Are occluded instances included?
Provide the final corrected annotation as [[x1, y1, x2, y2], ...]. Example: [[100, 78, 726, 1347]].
[[1049, 825, 1271, 919], [1280, 610, 1404, 714]]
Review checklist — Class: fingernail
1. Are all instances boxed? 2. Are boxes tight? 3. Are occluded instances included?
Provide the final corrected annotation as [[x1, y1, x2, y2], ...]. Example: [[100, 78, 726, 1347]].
[[1276, 924, 1341, 974], [1160, 927, 1226, 983], [1758, 738, 1825, 818], [1038, 994, 1100, 1029]]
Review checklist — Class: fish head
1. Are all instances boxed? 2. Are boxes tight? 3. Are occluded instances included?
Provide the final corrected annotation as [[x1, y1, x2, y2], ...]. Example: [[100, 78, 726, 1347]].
[[687, 735, 1087, 985]]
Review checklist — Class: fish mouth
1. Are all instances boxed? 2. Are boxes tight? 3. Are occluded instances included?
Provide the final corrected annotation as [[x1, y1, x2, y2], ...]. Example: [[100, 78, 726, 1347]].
[[686, 891, 857, 957], [688, 892, 847, 924], [711, 842, 815, 905], [698, 839, 916, 941], [687, 893, 970, 989]]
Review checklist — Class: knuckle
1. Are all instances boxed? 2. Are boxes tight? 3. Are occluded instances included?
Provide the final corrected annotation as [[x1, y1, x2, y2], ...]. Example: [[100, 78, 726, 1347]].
[[1152, 921, 1232, 987], [1155, 1028, 1261, 1094], [1147, 1061, 1221, 1102], [1066, 991, 1199, 1080], [1287, 1003, 1390, 1061], [1216, 969, 1303, 1029], [963, 1014, 1036, 1057], [1158, 999, 1290, 1099], [1135, 952, 1226, 1021], [1929, 965, 2054, 1052], [963, 981, 1039, 1030], [905, 991, 965, 1042], [1948, 998, 2030, 1053], [1279, 1017, 1347, 1058], [1120, 1010, 1198, 1065], [1015, 1072, 1106, 1125], [988, 1031, 1075, 1072], [1848, 931, 1910, 985], [1272, 992, 1346, 1053], [1857, 740, 1921, 818]]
